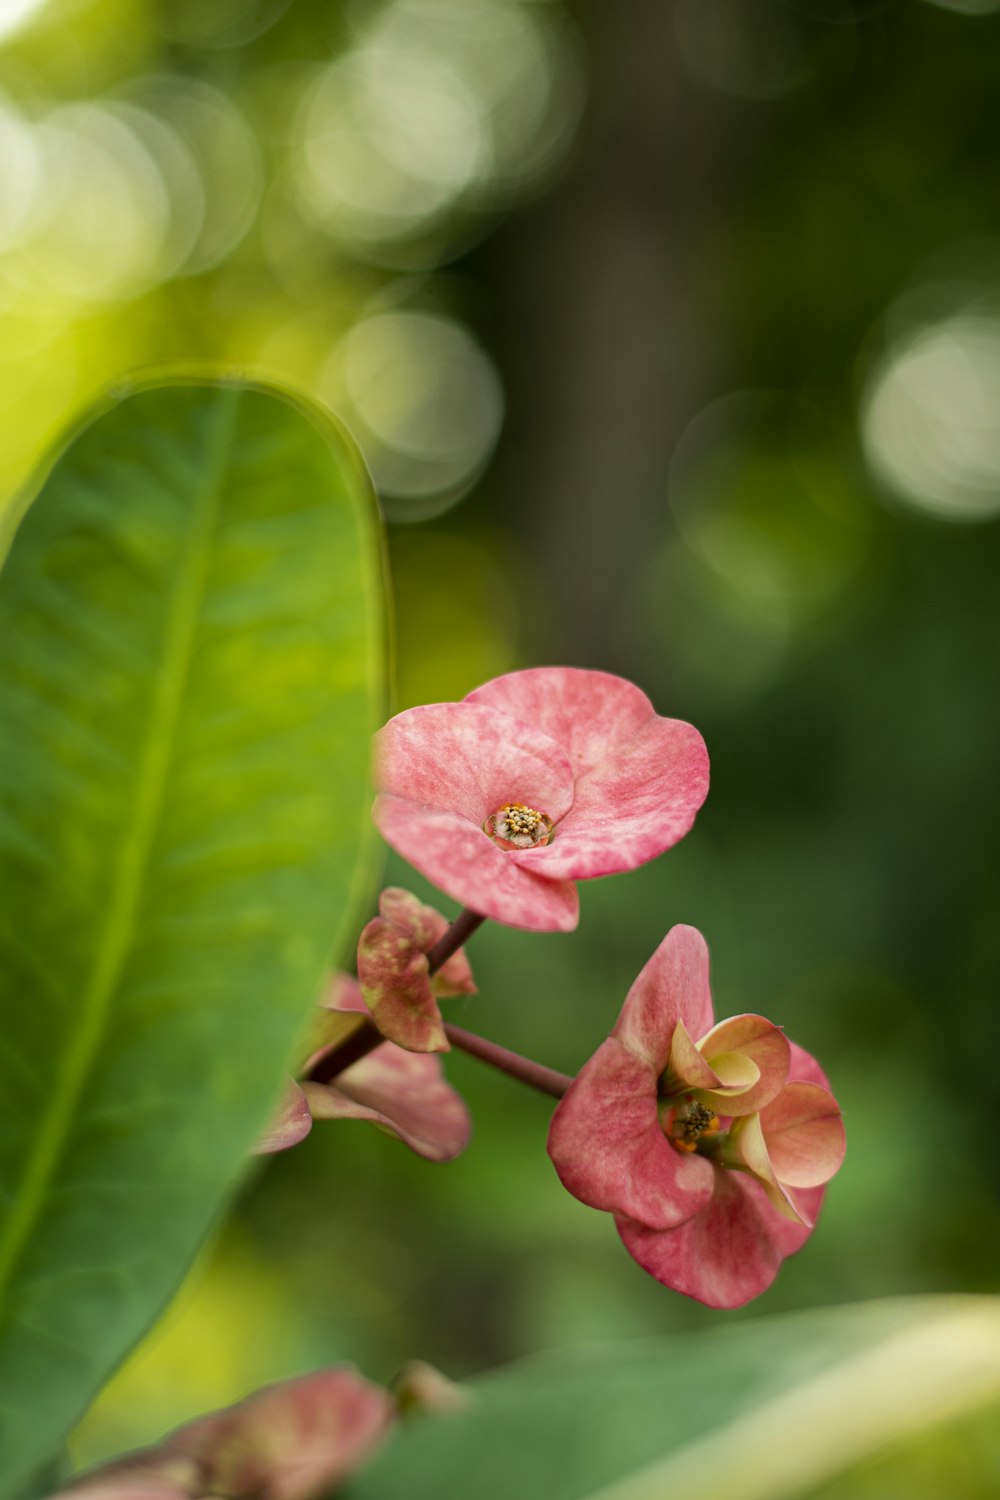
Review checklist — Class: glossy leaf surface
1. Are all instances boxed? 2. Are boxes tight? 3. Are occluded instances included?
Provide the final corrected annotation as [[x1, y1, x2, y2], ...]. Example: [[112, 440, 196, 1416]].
[[0, 379, 384, 1496]]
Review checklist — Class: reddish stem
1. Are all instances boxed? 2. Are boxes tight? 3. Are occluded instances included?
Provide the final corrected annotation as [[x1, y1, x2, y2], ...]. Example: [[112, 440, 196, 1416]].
[[444, 1024, 572, 1100], [308, 1019, 382, 1082], [426, 907, 486, 974]]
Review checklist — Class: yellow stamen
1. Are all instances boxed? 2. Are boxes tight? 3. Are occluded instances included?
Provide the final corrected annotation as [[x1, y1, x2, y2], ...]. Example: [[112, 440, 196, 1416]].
[[484, 802, 555, 849], [666, 1097, 720, 1154]]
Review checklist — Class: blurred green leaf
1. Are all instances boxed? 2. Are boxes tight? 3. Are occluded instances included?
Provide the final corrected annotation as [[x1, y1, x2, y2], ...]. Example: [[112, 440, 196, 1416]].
[[12, 1453, 70, 1500], [0, 377, 384, 1497], [341, 1297, 1000, 1500]]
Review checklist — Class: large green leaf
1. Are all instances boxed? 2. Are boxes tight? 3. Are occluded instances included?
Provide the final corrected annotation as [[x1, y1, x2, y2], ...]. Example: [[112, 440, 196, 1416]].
[[0, 378, 384, 1497], [341, 1296, 1000, 1500]]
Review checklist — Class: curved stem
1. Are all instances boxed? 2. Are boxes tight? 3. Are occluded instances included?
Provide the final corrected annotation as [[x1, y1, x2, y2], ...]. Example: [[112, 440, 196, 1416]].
[[444, 1024, 572, 1100]]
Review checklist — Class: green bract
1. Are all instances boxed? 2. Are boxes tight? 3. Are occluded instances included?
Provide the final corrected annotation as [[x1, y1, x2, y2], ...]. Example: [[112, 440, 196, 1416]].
[[0, 378, 385, 1498]]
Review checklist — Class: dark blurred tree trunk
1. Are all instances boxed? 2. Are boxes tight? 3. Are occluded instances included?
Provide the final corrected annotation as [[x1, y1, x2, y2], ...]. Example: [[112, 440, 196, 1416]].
[[491, 0, 727, 667]]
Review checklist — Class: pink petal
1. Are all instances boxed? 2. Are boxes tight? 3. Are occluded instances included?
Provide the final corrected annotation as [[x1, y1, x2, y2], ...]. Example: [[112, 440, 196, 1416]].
[[693, 1014, 791, 1115], [724, 1112, 809, 1225], [357, 916, 447, 1054], [547, 1037, 713, 1230], [467, 670, 709, 881], [466, 666, 654, 753], [616, 1176, 824, 1310], [321, 973, 366, 1013], [377, 888, 476, 997], [302, 1045, 471, 1162], [160, 1368, 394, 1500], [375, 701, 575, 826], [613, 926, 716, 1072], [759, 1080, 845, 1189], [255, 1081, 314, 1155], [374, 796, 579, 931], [302, 977, 369, 1071], [430, 948, 477, 999], [787, 1038, 834, 1091]]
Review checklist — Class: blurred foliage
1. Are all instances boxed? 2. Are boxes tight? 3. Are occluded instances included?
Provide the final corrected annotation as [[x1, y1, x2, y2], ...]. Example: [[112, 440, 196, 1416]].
[[338, 1297, 1000, 1500], [2, 0, 996, 1490]]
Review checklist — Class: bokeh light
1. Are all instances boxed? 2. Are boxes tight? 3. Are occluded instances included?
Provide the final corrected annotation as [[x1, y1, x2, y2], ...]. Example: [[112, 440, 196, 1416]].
[[0, 83, 260, 311], [322, 308, 504, 519], [366, 0, 583, 195], [294, 45, 486, 248], [0, 0, 49, 45], [21, 103, 173, 302], [862, 311, 1000, 522], [156, 0, 294, 48], [118, 75, 263, 276], [669, 390, 871, 636], [291, 0, 582, 260], [0, 0, 582, 518], [0, 93, 39, 254]]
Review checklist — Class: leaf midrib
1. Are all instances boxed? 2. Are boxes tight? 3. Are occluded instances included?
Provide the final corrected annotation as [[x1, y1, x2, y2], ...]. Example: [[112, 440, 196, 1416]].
[[0, 388, 241, 1306]]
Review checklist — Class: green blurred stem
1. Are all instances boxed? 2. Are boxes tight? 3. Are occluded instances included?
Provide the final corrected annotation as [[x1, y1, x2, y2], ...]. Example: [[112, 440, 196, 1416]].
[[443, 1025, 572, 1100], [307, 907, 486, 1083]]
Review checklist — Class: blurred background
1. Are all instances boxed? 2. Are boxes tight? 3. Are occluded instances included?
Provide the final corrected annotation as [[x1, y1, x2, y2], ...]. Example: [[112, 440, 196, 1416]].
[[2, 0, 998, 1489]]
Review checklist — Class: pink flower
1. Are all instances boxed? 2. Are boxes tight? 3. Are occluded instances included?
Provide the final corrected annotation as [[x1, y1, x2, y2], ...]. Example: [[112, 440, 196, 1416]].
[[258, 974, 471, 1162], [51, 1367, 394, 1500], [547, 925, 845, 1308], [357, 888, 476, 1053], [374, 668, 709, 931]]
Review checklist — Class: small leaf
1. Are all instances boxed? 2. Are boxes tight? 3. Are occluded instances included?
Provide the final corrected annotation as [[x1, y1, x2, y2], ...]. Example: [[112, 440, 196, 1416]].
[[357, 889, 476, 1053], [0, 377, 385, 1496], [357, 917, 448, 1053]]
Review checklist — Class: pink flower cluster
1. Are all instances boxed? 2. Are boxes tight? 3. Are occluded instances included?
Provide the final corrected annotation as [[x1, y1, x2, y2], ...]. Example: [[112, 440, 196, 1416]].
[[548, 925, 845, 1308], [270, 666, 844, 1313]]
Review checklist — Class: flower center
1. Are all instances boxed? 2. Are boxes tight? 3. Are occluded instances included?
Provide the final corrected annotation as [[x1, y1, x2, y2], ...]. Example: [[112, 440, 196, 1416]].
[[484, 802, 555, 850], [663, 1096, 721, 1154]]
